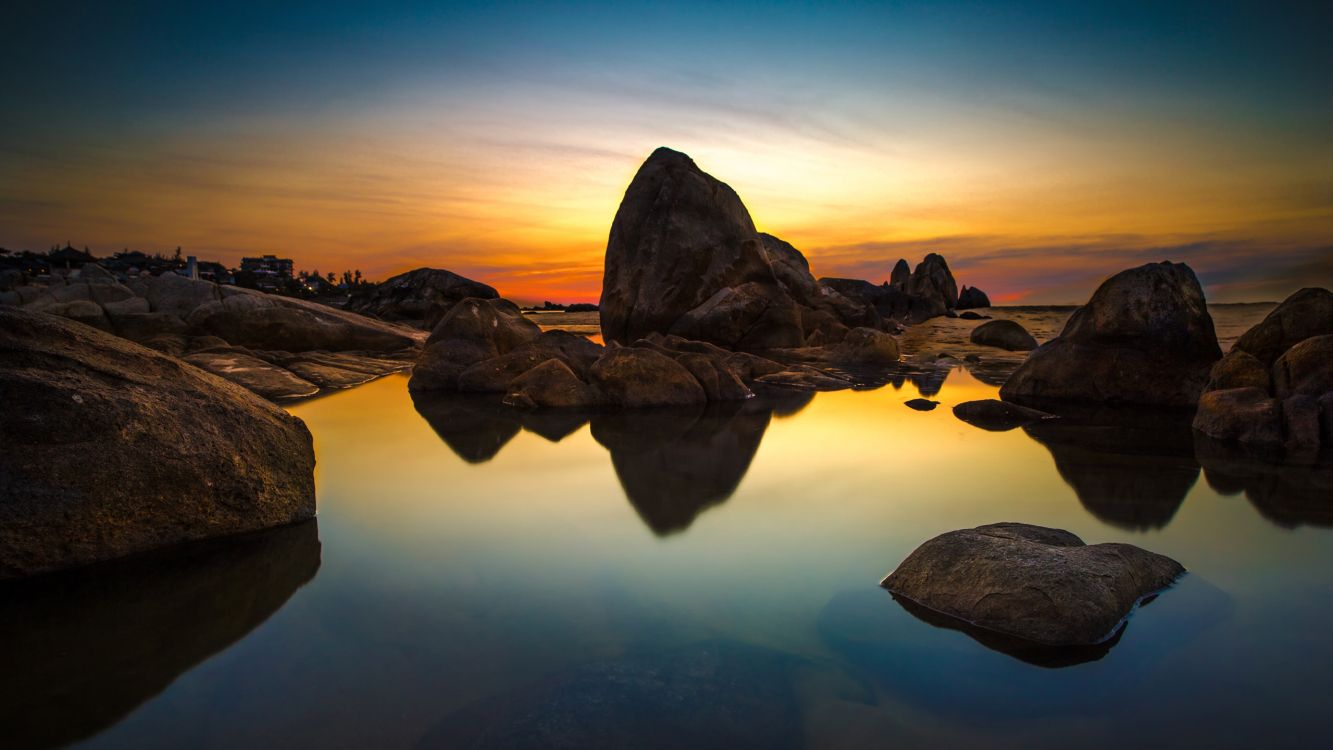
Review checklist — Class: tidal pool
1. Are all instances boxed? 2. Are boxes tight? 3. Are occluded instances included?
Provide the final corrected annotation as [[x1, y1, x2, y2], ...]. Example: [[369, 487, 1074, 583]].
[[5, 306, 1331, 749]]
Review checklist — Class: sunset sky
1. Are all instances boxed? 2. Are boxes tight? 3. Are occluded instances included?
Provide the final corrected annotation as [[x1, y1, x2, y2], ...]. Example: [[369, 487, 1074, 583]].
[[3, 1, 1330, 304]]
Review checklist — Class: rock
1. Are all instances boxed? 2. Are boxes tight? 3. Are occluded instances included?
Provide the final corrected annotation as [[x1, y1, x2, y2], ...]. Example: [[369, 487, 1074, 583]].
[[969, 319, 1037, 351], [1282, 395, 1321, 452], [37, 299, 109, 330], [907, 253, 958, 312], [1000, 262, 1221, 407], [829, 326, 900, 365], [890, 258, 911, 287], [599, 147, 804, 350], [959, 311, 989, 320], [587, 347, 707, 407], [189, 293, 417, 352], [457, 331, 604, 393], [1205, 349, 1271, 392], [409, 298, 542, 392], [674, 352, 753, 401], [76, 263, 117, 283], [1231, 287, 1333, 365], [904, 398, 938, 411], [953, 399, 1058, 431], [344, 267, 499, 329], [1272, 334, 1333, 398], [957, 285, 991, 309], [100, 296, 150, 316], [1192, 387, 1283, 449], [881, 523, 1184, 646], [182, 350, 321, 400], [107, 311, 189, 342], [503, 359, 601, 409], [0, 308, 316, 579]]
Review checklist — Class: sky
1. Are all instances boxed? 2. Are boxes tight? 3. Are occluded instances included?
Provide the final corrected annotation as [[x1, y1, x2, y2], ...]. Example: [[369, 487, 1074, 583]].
[[3, 0, 1330, 304]]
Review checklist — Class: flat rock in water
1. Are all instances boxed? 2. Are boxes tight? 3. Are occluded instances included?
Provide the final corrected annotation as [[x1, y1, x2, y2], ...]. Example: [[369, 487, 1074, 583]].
[[183, 351, 320, 400], [881, 522, 1185, 645], [953, 399, 1057, 431], [904, 398, 939, 411]]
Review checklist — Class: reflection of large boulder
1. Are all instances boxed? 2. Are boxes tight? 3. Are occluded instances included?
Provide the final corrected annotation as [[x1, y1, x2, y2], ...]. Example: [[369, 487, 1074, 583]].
[[592, 401, 773, 535], [1023, 412, 1201, 530], [0, 309, 316, 578], [1193, 288, 1333, 456], [344, 267, 498, 329], [1001, 262, 1221, 407], [417, 640, 802, 750], [882, 523, 1184, 646], [0, 521, 320, 750]]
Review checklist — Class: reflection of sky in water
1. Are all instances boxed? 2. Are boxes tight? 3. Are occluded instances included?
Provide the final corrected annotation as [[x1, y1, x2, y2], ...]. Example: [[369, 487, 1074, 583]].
[[39, 350, 1333, 748]]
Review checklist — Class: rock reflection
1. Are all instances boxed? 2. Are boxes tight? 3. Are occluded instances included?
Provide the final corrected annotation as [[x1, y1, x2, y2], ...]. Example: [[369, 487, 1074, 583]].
[[1195, 436, 1333, 528], [1022, 408, 1201, 530], [592, 399, 779, 535], [411, 392, 525, 462], [0, 521, 321, 750]]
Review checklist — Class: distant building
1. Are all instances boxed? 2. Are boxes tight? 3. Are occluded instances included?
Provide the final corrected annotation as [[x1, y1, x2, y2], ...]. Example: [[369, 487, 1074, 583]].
[[48, 245, 97, 268], [240, 255, 294, 277]]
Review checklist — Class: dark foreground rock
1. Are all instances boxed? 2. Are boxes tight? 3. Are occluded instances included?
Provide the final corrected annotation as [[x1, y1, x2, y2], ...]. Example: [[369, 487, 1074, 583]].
[[1193, 288, 1333, 458], [969, 319, 1037, 351], [1000, 262, 1221, 407], [0, 308, 316, 578], [881, 523, 1184, 645], [953, 399, 1057, 431]]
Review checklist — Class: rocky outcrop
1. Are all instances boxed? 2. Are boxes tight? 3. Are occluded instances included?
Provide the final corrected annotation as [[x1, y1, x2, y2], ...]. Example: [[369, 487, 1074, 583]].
[[1000, 262, 1221, 407], [1, 268, 422, 399], [881, 523, 1184, 646], [819, 253, 965, 325], [907, 253, 958, 317], [1192, 288, 1333, 457], [890, 258, 911, 287], [957, 285, 991, 309], [0, 308, 316, 579], [969, 319, 1037, 351], [599, 148, 882, 351], [344, 267, 498, 329]]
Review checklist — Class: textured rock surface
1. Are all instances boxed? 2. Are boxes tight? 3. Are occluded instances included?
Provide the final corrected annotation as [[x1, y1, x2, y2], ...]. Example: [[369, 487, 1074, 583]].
[[344, 267, 498, 329], [0, 308, 316, 579], [1001, 262, 1221, 407], [969, 319, 1037, 351], [882, 523, 1184, 646]]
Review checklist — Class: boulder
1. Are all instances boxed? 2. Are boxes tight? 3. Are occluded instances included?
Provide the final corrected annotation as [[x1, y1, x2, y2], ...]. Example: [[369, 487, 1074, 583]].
[[907, 253, 958, 312], [503, 359, 601, 409], [959, 311, 989, 320], [1272, 334, 1333, 398], [953, 399, 1057, 431], [409, 298, 542, 392], [0, 308, 315, 579], [969, 319, 1037, 351], [1192, 387, 1283, 449], [1231, 287, 1333, 365], [1204, 349, 1271, 392], [587, 347, 707, 407], [343, 267, 499, 329], [881, 523, 1184, 646], [599, 147, 804, 350], [457, 331, 605, 393], [957, 285, 991, 309], [1000, 262, 1221, 407], [889, 258, 911, 287], [829, 326, 900, 365]]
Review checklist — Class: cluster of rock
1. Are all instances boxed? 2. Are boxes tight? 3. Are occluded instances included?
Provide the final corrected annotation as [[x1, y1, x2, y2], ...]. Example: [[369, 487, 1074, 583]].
[[957, 285, 991, 309], [1193, 288, 1333, 458], [408, 296, 900, 407], [1000, 262, 1222, 408], [1, 267, 422, 399], [343, 267, 498, 329], [821, 252, 974, 325], [0, 308, 317, 579]]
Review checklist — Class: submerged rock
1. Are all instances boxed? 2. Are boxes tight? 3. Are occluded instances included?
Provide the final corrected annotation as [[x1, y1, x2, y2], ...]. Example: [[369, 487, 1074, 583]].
[[1000, 262, 1221, 407], [953, 399, 1057, 431], [881, 523, 1184, 646], [904, 398, 939, 411], [0, 308, 316, 579], [969, 319, 1037, 351]]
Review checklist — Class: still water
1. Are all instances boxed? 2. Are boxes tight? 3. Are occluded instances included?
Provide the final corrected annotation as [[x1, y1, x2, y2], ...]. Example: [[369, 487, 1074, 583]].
[[5, 307, 1332, 749]]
